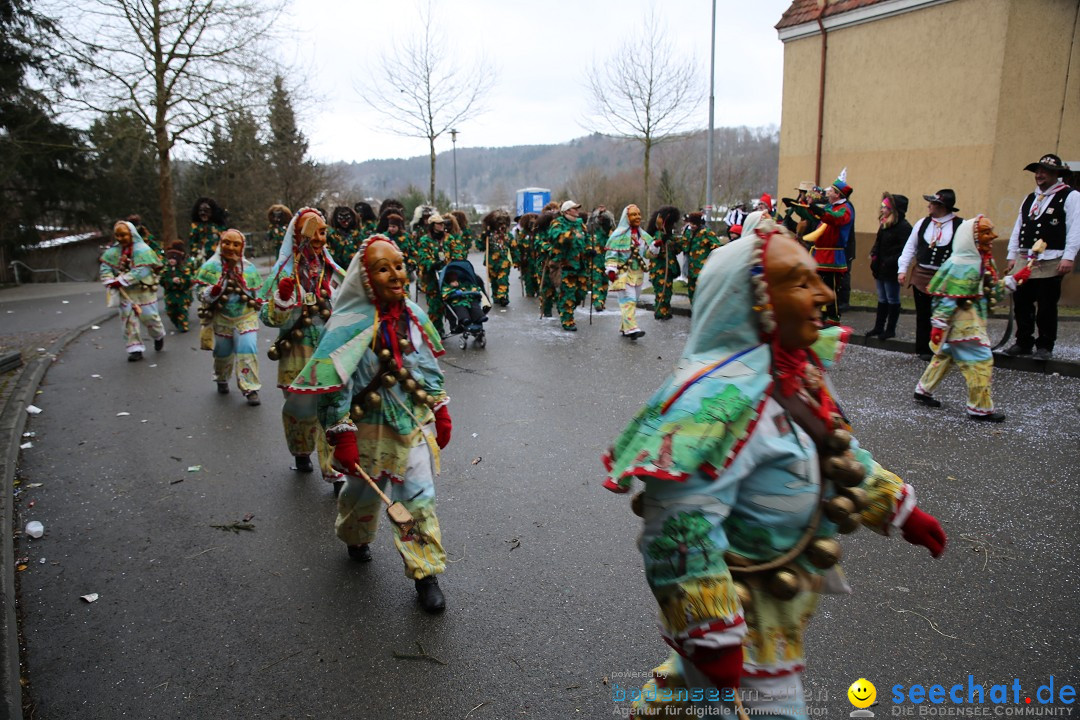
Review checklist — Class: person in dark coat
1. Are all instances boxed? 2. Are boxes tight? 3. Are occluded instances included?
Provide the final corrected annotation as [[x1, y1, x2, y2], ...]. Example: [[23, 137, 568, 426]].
[[866, 192, 911, 339]]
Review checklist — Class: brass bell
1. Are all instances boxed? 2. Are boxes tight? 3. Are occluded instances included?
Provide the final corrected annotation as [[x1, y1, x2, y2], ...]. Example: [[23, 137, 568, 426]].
[[320, 289, 329, 298], [733, 581, 753, 612], [768, 569, 800, 600], [824, 453, 865, 488], [365, 391, 382, 409], [396, 366, 411, 381], [381, 373, 398, 388], [824, 495, 856, 524], [292, 328, 304, 340], [825, 429, 853, 454], [426, 395, 438, 407], [247, 299, 257, 308], [302, 317, 313, 326], [413, 389, 429, 405], [378, 348, 393, 364], [838, 486, 869, 512], [630, 491, 644, 518], [805, 537, 842, 569], [320, 308, 331, 319], [281, 340, 292, 350], [403, 378, 418, 392], [267, 345, 280, 361], [351, 404, 364, 417], [399, 337, 413, 353], [834, 513, 861, 534]]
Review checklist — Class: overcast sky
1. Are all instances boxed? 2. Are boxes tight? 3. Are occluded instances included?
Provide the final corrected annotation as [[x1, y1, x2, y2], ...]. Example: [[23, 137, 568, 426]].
[[283, 0, 792, 164]]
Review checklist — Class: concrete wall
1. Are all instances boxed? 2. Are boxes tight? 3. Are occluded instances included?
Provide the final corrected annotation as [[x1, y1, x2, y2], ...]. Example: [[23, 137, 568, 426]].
[[18, 241, 105, 283], [778, 0, 1080, 303]]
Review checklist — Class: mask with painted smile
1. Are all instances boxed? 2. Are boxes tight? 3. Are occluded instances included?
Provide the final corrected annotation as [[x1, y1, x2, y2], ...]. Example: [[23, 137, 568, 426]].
[[765, 234, 835, 350], [365, 240, 408, 305]]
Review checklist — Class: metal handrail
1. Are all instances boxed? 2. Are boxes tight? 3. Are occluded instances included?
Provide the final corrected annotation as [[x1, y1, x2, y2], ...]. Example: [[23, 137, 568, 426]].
[[8, 260, 87, 284]]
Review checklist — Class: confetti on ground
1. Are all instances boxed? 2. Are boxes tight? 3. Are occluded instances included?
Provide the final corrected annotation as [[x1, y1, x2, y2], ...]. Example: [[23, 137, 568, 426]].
[[116, 412, 130, 417], [80, 593, 99, 603], [22, 432, 35, 438], [25, 405, 42, 415], [91, 374, 102, 378], [187, 465, 201, 472], [91, 325, 100, 330], [20, 442, 32, 450]]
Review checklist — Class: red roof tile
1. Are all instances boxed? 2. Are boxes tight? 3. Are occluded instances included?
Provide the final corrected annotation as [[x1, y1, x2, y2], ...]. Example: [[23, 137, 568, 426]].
[[776, 0, 893, 30]]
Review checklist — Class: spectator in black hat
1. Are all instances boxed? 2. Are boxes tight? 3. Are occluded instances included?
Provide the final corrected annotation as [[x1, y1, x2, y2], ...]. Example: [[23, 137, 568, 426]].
[[1003, 154, 1078, 360], [897, 189, 963, 360]]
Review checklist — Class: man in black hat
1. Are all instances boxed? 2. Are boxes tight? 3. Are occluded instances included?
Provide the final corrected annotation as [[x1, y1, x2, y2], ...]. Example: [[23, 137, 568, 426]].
[[1003, 154, 1078, 360], [897, 189, 963, 360]]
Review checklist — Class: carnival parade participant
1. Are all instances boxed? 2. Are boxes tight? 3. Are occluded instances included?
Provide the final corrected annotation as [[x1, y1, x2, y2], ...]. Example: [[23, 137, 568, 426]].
[[126, 214, 162, 258], [865, 192, 911, 339], [1004, 154, 1078, 360], [602, 217, 946, 716], [549, 200, 588, 331], [802, 169, 855, 324], [377, 210, 411, 283], [914, 216, 1031, 422], [259, 208, 347, 478], [194, 229, 263, 404], [450, 211, 474, 259], [479, 209, 513, 306], [415, 213, 450, 336], [605, 204, 654, 338], [327, 205, 363, 269], [586, 207, 615, 312], [355, 201, 378, 238], [288, 235, 453, 613], [683, 211, 723, 304], [897, 189, 962, 360], [535, 201, 563, 319], [99, 220, 166, 362], [266, 204, 291, 256], [160, 240, 197, 333], [646, 205, 683, 321], [188, 196, 228, 263], [512, 213, 540, 298]]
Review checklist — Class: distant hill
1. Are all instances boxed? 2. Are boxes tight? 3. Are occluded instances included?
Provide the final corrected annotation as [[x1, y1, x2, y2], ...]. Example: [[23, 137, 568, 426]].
[[331, 128, 778, 212]]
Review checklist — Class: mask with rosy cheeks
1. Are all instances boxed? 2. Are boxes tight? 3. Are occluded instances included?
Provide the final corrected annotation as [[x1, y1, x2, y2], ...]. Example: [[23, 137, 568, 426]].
[[219, 230, 244, 262], [765, 234, 835, 350], [299, 213, 328, 253], [975, 217, 997, 254], [364, 241, 408, 304], [627, 205, 642, 229], [114, 222, 133, 246]]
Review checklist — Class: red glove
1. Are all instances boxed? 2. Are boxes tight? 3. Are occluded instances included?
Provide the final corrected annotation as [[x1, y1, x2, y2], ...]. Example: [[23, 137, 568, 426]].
[[1011, 266, 1031, 284], [329, 430, 359, 473], [687, 645, 742, 690], [106, 280, 122, 289], [434, 405, 452, 449], [930, 327, 945, 347], [901, 507, 947, 558], [278, 276, 296, 300], [607, 269, 618, 282]]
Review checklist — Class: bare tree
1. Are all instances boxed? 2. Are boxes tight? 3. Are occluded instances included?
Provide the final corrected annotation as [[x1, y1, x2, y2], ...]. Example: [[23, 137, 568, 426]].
[[357, 0, 496, 205], [584, 10, 703, 214], [52, 0, 282, 243]]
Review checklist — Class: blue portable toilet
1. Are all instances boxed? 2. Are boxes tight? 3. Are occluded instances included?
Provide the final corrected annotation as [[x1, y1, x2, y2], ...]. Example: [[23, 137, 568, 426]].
[[516, 187, 551, 216]]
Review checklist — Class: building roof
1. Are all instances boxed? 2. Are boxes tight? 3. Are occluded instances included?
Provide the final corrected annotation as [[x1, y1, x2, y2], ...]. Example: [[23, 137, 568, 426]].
[[776, 0, 893, 30]]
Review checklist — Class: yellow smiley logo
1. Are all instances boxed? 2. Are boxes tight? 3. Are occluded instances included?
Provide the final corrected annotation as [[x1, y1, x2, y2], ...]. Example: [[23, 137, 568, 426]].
[[848, 678, 876, 709]]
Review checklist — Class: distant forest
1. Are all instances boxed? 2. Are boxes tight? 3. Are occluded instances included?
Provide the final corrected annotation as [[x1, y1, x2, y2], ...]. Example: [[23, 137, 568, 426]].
[[333, 127, 779, 216]]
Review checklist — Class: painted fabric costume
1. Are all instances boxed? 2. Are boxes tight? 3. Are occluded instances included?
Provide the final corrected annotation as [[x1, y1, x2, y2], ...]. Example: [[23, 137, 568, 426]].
[[415, 231, 449, 334], [606, 207, 656, 336], [99, 222, 166, 356], [915, 217, 1022, 417], [328, 227, 363, 269], [603, 226, 928, 717], [194, 237, 263, 395], [259, 209, 347, 479], [586, 221, 611, 311], [649, 218, 684, 321], [288, 238, 449, 580], [189, 221, 226, 263], [160, 242, 198, 332], [511, 217, 540, 298], [477, 216, 513, 306]]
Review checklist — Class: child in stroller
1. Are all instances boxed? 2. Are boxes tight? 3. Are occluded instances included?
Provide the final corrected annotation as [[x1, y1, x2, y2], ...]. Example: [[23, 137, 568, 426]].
[[439, 259, 489, 347]]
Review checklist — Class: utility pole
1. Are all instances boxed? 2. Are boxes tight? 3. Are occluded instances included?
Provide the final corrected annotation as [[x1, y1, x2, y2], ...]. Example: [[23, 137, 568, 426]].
[[705, 0, 717, 223], [450, 128, 459, 210]]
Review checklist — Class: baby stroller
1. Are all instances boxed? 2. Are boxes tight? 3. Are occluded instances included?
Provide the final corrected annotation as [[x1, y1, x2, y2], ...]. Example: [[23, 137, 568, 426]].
[[438, 259, 490, 349]]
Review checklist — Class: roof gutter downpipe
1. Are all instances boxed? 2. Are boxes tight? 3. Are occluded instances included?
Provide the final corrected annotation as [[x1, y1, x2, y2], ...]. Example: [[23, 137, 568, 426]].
[[814, 4, 828, 186]]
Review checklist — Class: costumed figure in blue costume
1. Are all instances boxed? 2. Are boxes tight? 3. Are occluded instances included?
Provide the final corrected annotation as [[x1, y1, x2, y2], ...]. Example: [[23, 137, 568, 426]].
[[194, 229, 264, 405], [288, 235, 454, 614], [602, 217, 947, 718], [99, 220, 166, 362], [259, 208, 347, 478]]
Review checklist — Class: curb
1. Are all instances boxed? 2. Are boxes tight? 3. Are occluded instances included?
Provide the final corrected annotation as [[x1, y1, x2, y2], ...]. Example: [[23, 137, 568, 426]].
[[0, 310, 114, 720], [636, 298, 1080, 379]]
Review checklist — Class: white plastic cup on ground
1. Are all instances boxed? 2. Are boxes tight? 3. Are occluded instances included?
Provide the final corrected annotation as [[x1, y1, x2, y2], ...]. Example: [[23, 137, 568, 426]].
[[25, 521, 44, 538]]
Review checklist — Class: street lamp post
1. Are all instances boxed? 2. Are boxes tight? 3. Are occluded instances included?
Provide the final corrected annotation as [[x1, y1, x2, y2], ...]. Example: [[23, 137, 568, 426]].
[[450, 128, 459, 210]]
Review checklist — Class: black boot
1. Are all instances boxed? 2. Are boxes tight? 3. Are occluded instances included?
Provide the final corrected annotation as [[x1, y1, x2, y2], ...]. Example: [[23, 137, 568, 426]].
[[865, 302, 887, 337], [347, 544, 372, 562], [294, 454, 313, 472], [881, 304, 901, 340], [415, 576, 446, 613]]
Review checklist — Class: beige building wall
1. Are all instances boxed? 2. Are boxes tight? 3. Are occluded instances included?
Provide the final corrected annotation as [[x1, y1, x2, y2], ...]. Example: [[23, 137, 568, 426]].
[[777, 0, 1080, 303]]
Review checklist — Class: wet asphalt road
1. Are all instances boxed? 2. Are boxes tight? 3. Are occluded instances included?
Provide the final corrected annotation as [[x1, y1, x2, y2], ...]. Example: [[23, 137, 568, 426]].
[[13, 256, 1080, 718]]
